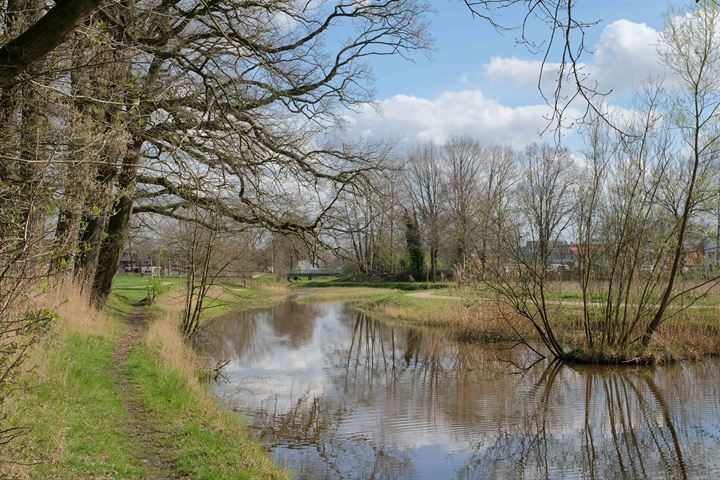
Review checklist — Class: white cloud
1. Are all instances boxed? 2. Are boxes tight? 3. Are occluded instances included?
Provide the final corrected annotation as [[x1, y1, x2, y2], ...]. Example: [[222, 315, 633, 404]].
[[484, 56, 544, 81], [484, 57, 564, 91], [342, 19, 672, 149], [483, 20, 669, 95], [592, 19, 666, 91], [342, 90, 573, 147]]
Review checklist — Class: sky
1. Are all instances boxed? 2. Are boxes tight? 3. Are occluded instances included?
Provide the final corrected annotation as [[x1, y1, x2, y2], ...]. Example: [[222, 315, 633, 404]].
[[342, 0, 685, 150]]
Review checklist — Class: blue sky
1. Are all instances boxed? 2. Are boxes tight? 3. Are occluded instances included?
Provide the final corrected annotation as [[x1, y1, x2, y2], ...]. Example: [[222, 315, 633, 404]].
[[344, 0, 685, 149], [370, 1, 668, 99]]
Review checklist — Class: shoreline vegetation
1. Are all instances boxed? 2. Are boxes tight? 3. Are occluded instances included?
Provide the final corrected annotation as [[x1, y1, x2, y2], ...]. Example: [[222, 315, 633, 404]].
[[290, 276, 720, 365], [350, 284, 720, 365]]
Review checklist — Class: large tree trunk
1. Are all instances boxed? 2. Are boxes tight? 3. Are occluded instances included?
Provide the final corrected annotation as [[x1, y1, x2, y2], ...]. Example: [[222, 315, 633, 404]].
[[73, 160, 118, 282], [0, 0, 101, 85], [91, 141, 141, 305], [74, 210, 109, 281]]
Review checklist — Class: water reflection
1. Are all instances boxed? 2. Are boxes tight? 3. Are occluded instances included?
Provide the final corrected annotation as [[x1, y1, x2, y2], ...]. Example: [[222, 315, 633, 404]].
[[199, 301, 720, 480]]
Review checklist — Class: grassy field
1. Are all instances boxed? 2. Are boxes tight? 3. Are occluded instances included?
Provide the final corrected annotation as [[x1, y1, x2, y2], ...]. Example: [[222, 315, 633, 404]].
[[199, 283, 287, 320], [111, 273, 288, 320], [1, 278, 289, 479], [293, 278, 452, 290], [110, 274, 183, 303], [294, 286, 397, 303]]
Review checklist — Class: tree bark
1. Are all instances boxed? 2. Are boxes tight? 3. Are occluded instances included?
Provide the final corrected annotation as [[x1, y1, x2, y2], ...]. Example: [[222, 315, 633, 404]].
[[0, 0, 102, 85], [73, 160, 118, 281], [91, 140, 141, 305]]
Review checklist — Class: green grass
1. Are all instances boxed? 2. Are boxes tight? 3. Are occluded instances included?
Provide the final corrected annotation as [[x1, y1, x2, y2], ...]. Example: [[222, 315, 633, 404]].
[[3, 278, 288, 479], [125, 346, 288, 480], [289, 275, 339, 283], [6, 333, 150, 479], [112, 273, 287, 321], [247, 272, 287, 286], [111, 274, 183, 303], [297, 279, 452, 290], [109, 274, 181, 318], [359, 291, 459, 317], [106, 291, 135, 316], [201, 284, 286, 320], [293, 286, 397, 304]]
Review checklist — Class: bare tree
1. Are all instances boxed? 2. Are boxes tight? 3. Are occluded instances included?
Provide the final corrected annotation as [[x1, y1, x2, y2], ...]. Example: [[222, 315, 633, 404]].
[[329, 156, 407, 276], [642, 0, 720, 344], [475, 145, 516, 280], [474, 2, 720, 361], [84, 0, 431, 303], [573, 94, 675, 352], [179, 212, 226, 338], [444, 136, 483, 271], [406, 142, 444, 281], [484, 144, 577, 359], [335, 178, 387, 276]]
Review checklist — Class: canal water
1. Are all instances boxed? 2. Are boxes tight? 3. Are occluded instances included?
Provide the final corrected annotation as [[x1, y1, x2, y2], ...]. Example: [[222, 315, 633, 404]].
[[198, 300, 720, 479]]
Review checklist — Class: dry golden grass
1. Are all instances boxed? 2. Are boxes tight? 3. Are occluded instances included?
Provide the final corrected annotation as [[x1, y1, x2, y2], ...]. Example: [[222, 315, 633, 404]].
[[145, 291, 205, 386], [48, 282, 117, 338], [654, 316, 720, 360], [364, 292, 720, 363], [452, 302, 533, 342], [365, 295, 530, 343]]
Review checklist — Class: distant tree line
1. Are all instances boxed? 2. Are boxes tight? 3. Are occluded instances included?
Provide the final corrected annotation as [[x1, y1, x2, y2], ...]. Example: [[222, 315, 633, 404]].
[[326, 136, 515, 283]]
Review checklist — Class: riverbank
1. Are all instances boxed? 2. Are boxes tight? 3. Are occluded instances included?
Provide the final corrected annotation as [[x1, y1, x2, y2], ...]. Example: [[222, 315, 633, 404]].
[[355, 288, 720, 364], [1, 279, 289, 479]]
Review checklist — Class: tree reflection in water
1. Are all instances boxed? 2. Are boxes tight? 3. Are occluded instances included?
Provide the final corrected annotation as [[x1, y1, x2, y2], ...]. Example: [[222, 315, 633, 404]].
[[199, 301, 720, 480], [458, 362, 697, 480]]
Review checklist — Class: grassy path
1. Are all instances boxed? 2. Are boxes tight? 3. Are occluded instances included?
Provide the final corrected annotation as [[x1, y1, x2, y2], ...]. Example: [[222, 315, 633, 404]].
[[109, 304, 179, 479], [2, 284, 289, 479]]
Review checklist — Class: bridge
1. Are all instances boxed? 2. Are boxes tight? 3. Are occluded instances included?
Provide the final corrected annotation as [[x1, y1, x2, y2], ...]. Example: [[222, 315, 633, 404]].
[[286, 268, 342, 281]]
